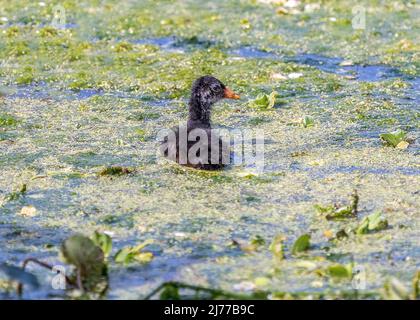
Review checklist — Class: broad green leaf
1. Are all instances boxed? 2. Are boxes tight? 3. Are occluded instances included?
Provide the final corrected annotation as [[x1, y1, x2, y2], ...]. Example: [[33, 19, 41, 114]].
[[367, 212, 388, 231], [356, 217, 370, 235], [114, 247, 132, 264], [61, 234, 107, 291], [114, 240, 154, 265], [356, 212, 388, 235], [61, 234, 104, 268], [249, 91, 278, 110], [301, 116, 314, 128], [380, 129, 407, 147], [133, 252, 154, 263], [292, 234, 311, 255], [254, 277, 270, 287], [91, 231, 112, 258], [326, 264, 352, 279]]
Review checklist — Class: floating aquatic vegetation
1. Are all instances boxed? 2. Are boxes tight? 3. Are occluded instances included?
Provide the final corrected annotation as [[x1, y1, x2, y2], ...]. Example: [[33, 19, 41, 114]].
[[91, 231, 112, 258], [234, 235, 266, 253], [355, 212, 389, 235], [269, 235, 285, 261], [334, 229, 350, 241], [249, 91, 278, 110], [16, 66, 34, 85], [301, 115, 314, 128], [380, 129, 409, 148], [314, 190, 358, 220], [4, 233, 111, 297], [2, 184, 27, 203], [250, 235, 266, 246], [113, 41, 134, 53], [98, 166, 134, 176], [0, 0, 418, 301], [61, 234, 108, 293], [291, 234, 311, 255], [114, 240, 154, 265], [126, 111, 161, 121], [325, 264, 353, 280], [0, 114, 18, 127], [134, 128, 148, 141]]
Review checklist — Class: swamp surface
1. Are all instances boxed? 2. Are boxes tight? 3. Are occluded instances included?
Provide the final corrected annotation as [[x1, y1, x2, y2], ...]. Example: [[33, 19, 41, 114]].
[[0, 0, 419, 299]]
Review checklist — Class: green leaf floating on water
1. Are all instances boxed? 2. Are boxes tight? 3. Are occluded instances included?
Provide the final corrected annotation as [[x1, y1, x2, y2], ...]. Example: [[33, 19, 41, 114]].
[[61, 234, 107, 290], [249, 91, 278, 110], [315, 204, 354, 220], [380, 129, 408, 148], [0, 263, 39, 289], [356, 212, 389, 235], [114, 240, 154, 265], [292, 234, 311, 255], [326, 264, 352, 279], [91, 231, 112, 258], [315, 190, 358, 220], [301, 115, 314, 128]]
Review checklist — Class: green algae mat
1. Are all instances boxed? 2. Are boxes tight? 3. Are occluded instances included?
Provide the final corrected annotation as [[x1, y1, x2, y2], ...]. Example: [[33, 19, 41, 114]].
[[0, 0, 419, 299]]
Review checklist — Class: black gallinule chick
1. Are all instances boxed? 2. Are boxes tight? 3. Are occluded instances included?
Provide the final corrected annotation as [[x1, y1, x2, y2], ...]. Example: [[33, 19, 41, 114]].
[[161, 76, 240, 170]]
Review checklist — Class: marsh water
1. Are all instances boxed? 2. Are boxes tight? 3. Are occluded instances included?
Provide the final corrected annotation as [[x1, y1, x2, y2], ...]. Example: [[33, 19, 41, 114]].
[[0, 0, 419, 299]]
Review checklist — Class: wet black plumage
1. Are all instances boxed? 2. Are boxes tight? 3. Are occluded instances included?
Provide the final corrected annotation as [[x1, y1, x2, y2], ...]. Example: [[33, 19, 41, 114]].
[[161, 76, 240, 170]]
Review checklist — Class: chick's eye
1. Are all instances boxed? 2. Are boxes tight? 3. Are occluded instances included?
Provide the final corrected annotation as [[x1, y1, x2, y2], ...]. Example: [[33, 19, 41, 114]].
[[210, 83, 221, 94]]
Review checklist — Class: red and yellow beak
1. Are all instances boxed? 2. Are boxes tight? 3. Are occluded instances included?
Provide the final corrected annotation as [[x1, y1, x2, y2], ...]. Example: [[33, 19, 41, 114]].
[[223, 87, 240, 100]]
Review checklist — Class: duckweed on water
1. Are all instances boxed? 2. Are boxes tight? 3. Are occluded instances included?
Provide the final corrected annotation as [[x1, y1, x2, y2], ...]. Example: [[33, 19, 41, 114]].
[[98, 166, 134, 176], [0, 114, 18, 127], [0, 0, 419, 300], [315, 190, 359, 221], [301, 115, 314, 128]]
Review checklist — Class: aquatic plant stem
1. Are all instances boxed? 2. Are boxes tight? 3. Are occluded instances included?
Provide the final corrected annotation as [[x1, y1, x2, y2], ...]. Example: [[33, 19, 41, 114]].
[[17, 258, 74, 296], [143, 281, 262, 300]]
